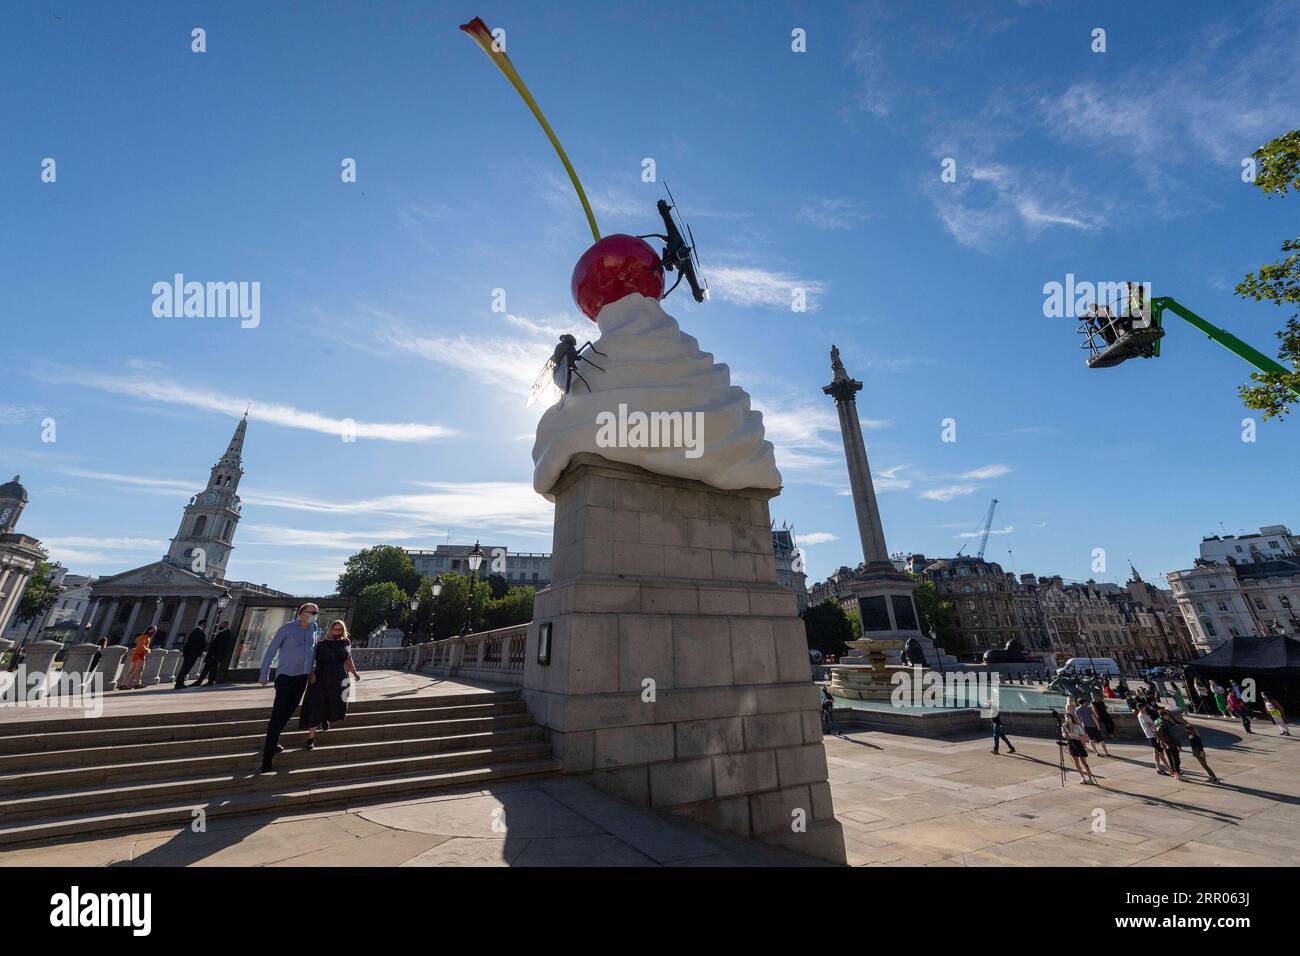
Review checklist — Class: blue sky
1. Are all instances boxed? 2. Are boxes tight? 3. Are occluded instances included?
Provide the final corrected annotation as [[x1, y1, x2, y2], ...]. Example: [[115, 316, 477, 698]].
[[3, 0, 1297, 595]]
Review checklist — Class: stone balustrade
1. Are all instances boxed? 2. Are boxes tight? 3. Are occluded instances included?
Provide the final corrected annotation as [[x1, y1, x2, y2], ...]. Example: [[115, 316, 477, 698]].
[[351, 624, 528, 686]]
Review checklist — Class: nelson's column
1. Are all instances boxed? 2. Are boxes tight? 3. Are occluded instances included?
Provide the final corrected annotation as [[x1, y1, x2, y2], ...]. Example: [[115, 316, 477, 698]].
[[820, 346, 955, 667]]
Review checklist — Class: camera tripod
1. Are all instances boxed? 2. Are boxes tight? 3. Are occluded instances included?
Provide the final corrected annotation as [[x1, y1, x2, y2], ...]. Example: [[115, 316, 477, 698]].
[[1049, 707, 1067, 787]]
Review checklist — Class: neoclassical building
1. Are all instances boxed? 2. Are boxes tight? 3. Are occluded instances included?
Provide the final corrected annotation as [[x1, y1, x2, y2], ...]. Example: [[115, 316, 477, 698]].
[[82, 415, 290, 648], [0, 476, 45, 637]]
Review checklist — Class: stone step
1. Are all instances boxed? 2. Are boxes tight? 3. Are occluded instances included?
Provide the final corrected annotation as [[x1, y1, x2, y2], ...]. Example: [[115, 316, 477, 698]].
[[0, 688, 521, 739], [0, 740, 555, 823], [0, 712, 537, 771], [0, 726, 547, 795], [0, 701, 529, 757], [0, 757, 562, 848]]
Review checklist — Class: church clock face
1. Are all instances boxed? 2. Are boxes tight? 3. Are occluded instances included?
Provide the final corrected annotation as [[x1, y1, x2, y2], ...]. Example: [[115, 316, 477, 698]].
[[202, 493, 217, 504]]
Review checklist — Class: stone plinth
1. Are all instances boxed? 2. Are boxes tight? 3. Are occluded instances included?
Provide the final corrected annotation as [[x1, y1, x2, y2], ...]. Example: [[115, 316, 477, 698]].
[[523, 453, 846, 864]]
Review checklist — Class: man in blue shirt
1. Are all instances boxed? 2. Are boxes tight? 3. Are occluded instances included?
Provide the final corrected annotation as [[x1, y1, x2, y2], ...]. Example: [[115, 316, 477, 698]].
[[258, 603, 319, 773]]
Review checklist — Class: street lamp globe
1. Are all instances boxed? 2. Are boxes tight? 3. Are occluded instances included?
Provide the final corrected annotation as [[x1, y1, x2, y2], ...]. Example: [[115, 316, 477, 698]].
[[466, 541, 485, 575], [431, 575, 443, 599]]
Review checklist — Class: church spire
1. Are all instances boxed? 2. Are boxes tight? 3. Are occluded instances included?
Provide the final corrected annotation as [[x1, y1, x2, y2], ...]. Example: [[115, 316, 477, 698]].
[[222, 410, 248, 465], [164, 417, 247, 580]]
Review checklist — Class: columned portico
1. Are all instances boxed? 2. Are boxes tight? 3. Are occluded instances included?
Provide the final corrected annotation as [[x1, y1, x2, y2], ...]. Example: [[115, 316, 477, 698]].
[[121, 599, 143, 643]]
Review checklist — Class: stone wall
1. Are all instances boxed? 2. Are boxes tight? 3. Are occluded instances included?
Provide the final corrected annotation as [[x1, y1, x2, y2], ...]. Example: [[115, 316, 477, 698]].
[[523, 454, 846, 863]]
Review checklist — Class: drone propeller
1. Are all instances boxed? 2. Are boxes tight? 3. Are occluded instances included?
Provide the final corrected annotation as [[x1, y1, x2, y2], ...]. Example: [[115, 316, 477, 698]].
[[685, 220, 709, 300], [661, 182, 708, 302]]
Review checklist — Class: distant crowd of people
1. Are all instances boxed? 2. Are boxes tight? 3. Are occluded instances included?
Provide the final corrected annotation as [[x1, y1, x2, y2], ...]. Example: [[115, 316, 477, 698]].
[[114, 618, 237, 691], [986, 672, 1293, 787]]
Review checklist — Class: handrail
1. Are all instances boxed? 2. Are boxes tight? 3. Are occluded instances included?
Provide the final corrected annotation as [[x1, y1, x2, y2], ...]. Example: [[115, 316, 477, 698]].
[[351, 623, 530, 685]]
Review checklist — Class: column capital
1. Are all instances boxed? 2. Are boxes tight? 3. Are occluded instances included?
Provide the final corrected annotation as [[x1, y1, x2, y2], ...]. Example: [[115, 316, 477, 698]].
[[822, 377, 863, 403]]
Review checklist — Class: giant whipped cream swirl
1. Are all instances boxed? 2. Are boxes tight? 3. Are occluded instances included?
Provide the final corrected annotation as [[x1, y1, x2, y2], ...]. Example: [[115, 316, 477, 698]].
[[532, 294, 782, 499]]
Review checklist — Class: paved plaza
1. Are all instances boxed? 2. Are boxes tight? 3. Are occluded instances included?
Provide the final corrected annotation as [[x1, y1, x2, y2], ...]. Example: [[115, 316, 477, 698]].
[[826, 714, 1300, 866], [0, 774, 820, 868], [1, 682, 1295, 866]]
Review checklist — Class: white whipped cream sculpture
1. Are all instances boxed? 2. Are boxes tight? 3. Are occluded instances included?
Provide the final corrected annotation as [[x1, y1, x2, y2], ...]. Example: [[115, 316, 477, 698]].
[[532, 293, 781, 499]]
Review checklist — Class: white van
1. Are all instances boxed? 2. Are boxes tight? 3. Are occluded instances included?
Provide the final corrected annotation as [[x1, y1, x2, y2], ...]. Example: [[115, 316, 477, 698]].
[[1057, 657, 1121, 678]]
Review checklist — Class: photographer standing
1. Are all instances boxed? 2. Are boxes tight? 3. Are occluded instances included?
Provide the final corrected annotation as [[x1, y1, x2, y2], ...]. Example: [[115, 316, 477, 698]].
[[1061, 712, 1097, 785]]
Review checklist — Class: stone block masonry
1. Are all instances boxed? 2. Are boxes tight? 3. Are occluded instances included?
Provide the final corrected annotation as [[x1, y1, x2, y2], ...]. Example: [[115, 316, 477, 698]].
[[524, 453, 847, 863]]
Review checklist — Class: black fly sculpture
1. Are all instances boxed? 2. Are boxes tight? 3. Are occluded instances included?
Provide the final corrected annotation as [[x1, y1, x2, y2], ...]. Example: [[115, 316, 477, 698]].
[[639, 183, 709, 303], [527, 334, 606, 407], [527, 188, 708, 408]]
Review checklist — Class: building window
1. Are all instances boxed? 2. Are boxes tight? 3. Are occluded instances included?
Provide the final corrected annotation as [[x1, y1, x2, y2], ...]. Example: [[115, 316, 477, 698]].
[[193, 515, 207, 537], [1255, 597, 1268, 610], [1202, 619, 1217, 637], [1217, 601, 1228, 612]]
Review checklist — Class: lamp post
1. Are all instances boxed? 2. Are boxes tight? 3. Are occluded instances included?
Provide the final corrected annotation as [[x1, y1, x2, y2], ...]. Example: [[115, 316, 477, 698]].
[[213, 589, 231, 637], [460, 542, 485, 636], [429, 575, 444, 639]]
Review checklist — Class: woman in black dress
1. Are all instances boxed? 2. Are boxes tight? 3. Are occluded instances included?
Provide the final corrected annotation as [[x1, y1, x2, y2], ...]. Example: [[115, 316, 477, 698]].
[[300, 619, 361, 750]]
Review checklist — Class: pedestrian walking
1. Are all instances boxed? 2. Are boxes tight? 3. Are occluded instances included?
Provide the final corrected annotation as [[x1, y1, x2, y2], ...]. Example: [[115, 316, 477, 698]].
[[1137, 704, 1171, 775], [1092, 694, 1116, 737], [258, 604, 320, 773], [821, 686, 840, 735], [1226, 687, 1252, 734], [299, 620, 361, 750], [1262, 694, 1292, 736], [1210, 680, 1229, 717], [1072, 696, 1108, 757], [1176, 720, 1219, 782], [1062, 713, 1097, 785], [193, 620, 235, 686], [174, 619, 208, 689], [121, 626, 155, 690], [1154, 708, 1185, 781], [990, 711, 1016, 755]]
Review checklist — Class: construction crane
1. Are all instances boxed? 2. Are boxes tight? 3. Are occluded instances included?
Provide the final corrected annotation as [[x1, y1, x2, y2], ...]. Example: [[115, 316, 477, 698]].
[[955, 498, 999, 559], [976, 498, 999, 560], [1078, 294, 1299, 397]]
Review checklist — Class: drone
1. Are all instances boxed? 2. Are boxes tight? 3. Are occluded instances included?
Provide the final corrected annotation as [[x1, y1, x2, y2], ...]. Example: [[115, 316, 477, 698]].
[[639, 184, 709, 303], [527, 334, 606, 407]]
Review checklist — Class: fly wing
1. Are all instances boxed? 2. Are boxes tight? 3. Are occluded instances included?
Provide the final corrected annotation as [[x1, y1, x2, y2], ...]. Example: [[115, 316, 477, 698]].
[[527, 357, 561, 407]]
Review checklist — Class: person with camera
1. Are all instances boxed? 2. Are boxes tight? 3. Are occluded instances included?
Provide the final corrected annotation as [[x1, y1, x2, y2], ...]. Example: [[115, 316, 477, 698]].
[[1060, 711, 1097, 785]]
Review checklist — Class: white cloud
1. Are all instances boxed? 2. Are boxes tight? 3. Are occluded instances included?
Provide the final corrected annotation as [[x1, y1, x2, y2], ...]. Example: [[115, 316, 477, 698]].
[[375, 325, 553, 398], [921, 484, 978, 502], [797, 197, 874, 231], [238, 525, 433, 550], [37, 367, 455, 442], [41, 535, 165, 550], [705, 265, 828, 311], [928, 163, 1103, 250], [52, 467, 554, 537], [960, 463, 1013, 480], [955, 525, 1014, 539], [797, 532, 839, 546]]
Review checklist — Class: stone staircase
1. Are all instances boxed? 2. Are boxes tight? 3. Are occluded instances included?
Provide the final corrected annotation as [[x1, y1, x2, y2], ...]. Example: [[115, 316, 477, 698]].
[[0, 689, 559, 847]]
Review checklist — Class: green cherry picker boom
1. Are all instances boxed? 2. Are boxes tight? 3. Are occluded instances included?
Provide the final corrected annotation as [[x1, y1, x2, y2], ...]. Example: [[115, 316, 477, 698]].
[[1077, 285, 1299, 399]]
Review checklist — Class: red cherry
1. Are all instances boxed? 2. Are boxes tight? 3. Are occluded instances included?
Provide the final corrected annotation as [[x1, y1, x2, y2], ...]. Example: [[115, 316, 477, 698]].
[[571, 234, 665, 322]]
